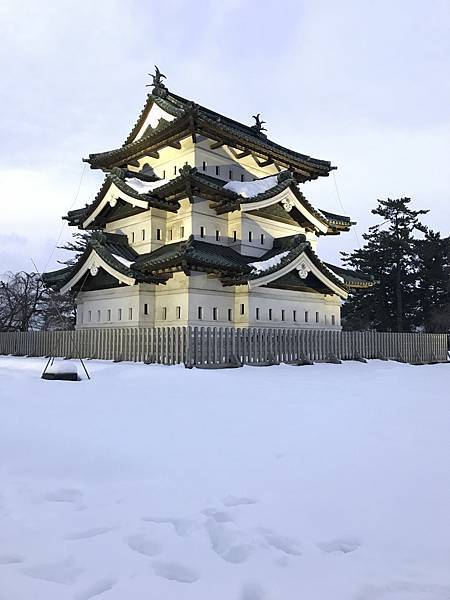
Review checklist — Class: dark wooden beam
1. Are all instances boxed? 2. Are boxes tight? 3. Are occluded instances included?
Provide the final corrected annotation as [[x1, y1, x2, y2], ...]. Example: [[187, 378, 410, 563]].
[[168, 141, 182, 149], [147, 150, 160, 159], [210, 140, 225, 150], [228, 147, 251, 160], [251, 153, 274, 167]]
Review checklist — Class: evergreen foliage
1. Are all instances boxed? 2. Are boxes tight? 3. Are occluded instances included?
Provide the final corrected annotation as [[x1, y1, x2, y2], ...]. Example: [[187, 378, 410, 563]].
[[343, 198, 449, 332]]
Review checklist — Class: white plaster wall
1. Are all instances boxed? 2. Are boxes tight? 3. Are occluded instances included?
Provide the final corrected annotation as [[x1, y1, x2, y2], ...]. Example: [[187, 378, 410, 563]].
[[75, 276, 341, 330], [76, 284, 156, 329], [195, 138, 279, 182], [132, 136, 195, 180], [247, 286, 341, 329]]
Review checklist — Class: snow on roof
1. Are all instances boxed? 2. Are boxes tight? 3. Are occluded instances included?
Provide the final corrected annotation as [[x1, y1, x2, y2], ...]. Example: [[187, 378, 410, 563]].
[[223, 175, 278, 198], [125, 177, 170, 194], [112, 254, 133, 269], [249, 251, 290, 274]]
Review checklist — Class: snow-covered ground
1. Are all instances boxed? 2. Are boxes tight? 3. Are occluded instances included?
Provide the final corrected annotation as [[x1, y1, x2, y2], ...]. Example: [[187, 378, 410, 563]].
[[0, 357, 449, 600]]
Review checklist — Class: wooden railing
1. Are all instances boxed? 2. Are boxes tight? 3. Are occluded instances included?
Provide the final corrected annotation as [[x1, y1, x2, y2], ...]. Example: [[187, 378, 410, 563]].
[[0, 328, 447, 366]]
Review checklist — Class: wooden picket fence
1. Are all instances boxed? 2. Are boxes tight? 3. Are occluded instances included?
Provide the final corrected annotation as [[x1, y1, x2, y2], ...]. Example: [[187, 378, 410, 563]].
[[0, 327, 447, 366]]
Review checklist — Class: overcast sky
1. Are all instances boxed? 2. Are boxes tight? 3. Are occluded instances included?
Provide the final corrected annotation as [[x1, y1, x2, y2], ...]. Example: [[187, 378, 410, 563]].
[[1, 0, 449, 274]]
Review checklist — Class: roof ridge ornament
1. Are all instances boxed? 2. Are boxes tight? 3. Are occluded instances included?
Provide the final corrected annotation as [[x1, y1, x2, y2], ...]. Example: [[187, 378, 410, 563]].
[[147, 66, 168, 98], [251, 113, 267, 136]]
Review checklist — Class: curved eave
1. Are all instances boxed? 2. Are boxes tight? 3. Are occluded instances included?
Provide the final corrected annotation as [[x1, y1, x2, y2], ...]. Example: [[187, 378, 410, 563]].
[[325, 263, 375, 289], [216, 178, 330, 234], [249, 250, 348, 299], [85, 113, 192, 169], [84, 105, 333, 181], [67, 176, 179, 230], [59, 249, 137, 294], [222, 244, 348, 299]]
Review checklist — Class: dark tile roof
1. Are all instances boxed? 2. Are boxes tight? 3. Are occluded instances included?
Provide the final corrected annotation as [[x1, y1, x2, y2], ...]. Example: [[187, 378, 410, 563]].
[[42, 232, 164, 291], [133, 237, 252, 274], [85, 88, 335, 181]]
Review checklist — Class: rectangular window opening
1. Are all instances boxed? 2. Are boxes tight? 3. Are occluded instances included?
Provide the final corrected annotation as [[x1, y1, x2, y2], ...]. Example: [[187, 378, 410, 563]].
[[268, 308, 272, 321], [168, 229, 173, 241], [180, 225, 185, 238], [162, 307, 167, 320], [316, 311, 319, 323], [174, 165, 177, 175], [256, 307, 260, 321], [97, 310, 101, 322], [129, 307, 133, 320], [332, 315, 336, 326], [107, 309, 111, 321], [240, 303, 245, 315], [293, 310, 297, 322], [144, 303, 149, 316], [200, 226, 205, 238], [228, 308, 232, 321], [305, 311, 309, 323], [156, 228, 162, 241], [142, 229, 145, 241], [229, 169, 233, 180], [176, 306, 181, 319], [213, 307, 218, 321], [118, 308, 122, 321], [281, 309, 285, 321], [215, 230, 220, 241], [202, 161, 207, 171], [248, 231, 253, 242], [240, 173, 244, 182], [215, 165, 220, 176], [88, 310, 92, 322], [233, 230, 237, 242], [131, 232, 135, 243], [198, 306, 203, 320], [260, 233, 264, 245]]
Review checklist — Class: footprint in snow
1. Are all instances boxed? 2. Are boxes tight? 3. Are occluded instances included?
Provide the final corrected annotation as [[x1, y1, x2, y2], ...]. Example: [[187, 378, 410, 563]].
[[74, 577, 117, 600], [0, 554, 23, 565], [222, 495, 258, 508], [317, 537, 361, 554], [22, 557, 82, 585], [44, 488, 83, 503], [64, 526, 116, 540], [264, 532, 302, 556], [202, 507, 234, 523], [142, 516, 198, 537], [205, 519, 253, 564], [240, 582, 266, 600], [152, 560, 199, 584], [126, 532, 162, 557]]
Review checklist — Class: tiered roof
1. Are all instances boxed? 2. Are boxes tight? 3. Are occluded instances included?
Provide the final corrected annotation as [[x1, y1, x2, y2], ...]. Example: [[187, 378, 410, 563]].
[[44, 232, 373, 297], [67, 166, 353, 235], [43, 70, 373, 298], [84, 80, 335, 183]]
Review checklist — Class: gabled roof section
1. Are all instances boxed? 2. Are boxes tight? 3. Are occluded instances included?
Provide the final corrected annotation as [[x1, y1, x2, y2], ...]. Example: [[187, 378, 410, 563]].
[[214, 170, 354, 234], [219, 235, 371, 298], [64, 168, 180, 229], [42, 232, 166, 293], [84, 85, 336, 182]]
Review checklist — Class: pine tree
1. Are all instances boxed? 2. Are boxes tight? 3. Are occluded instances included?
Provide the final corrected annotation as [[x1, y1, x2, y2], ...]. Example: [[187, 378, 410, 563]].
[[415, 231, 450, 332], [58, 231, 92, 267], [342, 198, 428, 332]]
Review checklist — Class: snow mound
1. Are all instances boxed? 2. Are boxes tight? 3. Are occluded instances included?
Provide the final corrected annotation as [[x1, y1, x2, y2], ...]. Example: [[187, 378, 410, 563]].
[[249, 251, 290, 274], [125, 177, 170, 194], [224, 175, 278, 198]]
